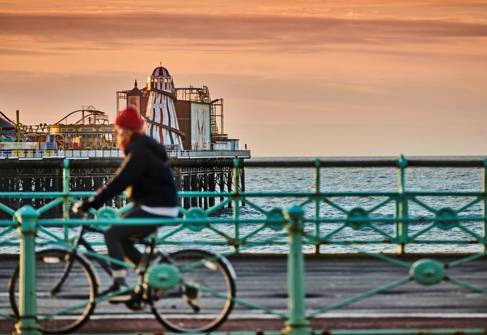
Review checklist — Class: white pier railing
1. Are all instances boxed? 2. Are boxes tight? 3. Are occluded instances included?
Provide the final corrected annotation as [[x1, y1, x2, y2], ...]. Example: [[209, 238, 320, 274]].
[[0, 149, 251, 160]]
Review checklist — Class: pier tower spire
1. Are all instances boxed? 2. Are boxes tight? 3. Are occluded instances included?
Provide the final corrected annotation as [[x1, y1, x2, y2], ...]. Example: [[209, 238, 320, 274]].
[[145, 65, 184, 149]]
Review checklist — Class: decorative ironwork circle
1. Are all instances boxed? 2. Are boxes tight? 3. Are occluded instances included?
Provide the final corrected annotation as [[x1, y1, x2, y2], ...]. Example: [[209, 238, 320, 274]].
[[184, 208, 208, 232], [347, 207, 368, 230], [96, 207, 118, 219], [266, 208, 285, 231], [410, 258, 445, 286], [146, 263, 181, 290], [435, 207, 458, 231]]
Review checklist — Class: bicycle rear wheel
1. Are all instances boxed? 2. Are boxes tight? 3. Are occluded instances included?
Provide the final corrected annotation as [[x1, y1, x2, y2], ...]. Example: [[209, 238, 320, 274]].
[[149, 249, 236, 332], [9, 248, 97, 334]]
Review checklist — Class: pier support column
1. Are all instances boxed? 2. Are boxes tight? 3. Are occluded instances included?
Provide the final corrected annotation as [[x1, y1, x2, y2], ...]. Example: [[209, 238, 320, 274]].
[[198, 174, 204, 208], [174, 170, 182, 191], [219, 172, 225, 205], [183, 175, 190, 208], [208, 172, 216, 207], [191, 174, 198, 207], [202, 173, 209, 209], [227, 171, 233, 209], [15, 205, 41, 335], [283, 206, 311, 335], [241, 166, 246, 207]]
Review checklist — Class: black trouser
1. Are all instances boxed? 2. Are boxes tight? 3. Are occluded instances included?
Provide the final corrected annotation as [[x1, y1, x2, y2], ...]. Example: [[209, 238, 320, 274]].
[[105, 207, 164, 270]]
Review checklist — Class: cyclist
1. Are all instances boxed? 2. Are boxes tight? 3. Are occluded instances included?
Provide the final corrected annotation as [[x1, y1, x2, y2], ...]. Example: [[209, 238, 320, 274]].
[[76, 106, 178, 302]]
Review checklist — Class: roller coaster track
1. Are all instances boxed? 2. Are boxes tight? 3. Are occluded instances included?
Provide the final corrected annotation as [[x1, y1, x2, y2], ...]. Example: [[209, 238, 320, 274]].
[[55, 108, 107, 125]]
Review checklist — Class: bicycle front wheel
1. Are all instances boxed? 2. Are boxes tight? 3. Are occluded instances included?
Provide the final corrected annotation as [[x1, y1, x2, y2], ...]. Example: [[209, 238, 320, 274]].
[[149, 249, 236, 332], [9, 248, 97, 334]]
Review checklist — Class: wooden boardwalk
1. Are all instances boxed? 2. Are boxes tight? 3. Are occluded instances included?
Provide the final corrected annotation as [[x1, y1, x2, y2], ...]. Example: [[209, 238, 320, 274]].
[[1, 254, 486, 333]]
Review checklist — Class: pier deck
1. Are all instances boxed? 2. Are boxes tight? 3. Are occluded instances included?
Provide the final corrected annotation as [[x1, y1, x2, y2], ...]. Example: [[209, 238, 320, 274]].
[[1, 254, 486, 333]]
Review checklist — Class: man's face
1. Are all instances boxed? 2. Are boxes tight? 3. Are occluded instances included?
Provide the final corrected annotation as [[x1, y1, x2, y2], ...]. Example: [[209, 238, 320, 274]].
[[115, 126, 133, 150]]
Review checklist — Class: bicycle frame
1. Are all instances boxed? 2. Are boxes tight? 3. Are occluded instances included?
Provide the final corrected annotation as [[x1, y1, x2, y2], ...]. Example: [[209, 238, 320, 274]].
[[48, 223, 160, 304]]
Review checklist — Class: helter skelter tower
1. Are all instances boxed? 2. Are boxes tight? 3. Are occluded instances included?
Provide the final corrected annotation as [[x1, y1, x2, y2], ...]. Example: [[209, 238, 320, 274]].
[[118, 64, 236, 152], [143, 66, 184, 149]]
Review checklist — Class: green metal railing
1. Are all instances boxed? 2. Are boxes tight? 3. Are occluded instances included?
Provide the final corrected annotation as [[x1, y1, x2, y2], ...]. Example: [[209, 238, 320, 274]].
[[2, 156, 487, 253], [1, 156, 487, 334]]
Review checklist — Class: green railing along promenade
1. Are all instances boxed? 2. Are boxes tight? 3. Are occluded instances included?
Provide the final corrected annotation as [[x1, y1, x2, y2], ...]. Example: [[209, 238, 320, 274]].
[[1, 156, 487, 335]]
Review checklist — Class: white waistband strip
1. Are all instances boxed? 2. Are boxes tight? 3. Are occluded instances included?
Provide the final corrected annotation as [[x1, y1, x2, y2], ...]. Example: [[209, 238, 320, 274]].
[[140, 206, 179, 217]]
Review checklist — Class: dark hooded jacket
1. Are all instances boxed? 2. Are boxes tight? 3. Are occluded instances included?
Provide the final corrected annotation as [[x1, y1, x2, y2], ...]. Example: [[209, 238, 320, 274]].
[[89, 134, 178, 209]]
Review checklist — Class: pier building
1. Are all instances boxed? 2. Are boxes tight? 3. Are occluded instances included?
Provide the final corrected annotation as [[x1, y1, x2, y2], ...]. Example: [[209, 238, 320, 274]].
[[0, 66, 250, 212], [117, 65, 238, 152]]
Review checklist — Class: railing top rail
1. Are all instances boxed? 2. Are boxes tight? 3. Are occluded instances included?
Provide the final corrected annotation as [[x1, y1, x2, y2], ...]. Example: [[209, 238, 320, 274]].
[[244, 156, 487, 168], [1, 155, 487, 168], [0, 157, 240, 168]]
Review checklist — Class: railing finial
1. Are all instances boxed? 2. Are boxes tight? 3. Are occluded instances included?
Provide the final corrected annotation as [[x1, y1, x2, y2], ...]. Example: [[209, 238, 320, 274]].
[[233, 157, 241, 168], [398, 154, 408, 169]]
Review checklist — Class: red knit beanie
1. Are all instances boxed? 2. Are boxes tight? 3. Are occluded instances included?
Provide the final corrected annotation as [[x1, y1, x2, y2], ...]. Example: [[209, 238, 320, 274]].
[[115, 107, 144, 131]]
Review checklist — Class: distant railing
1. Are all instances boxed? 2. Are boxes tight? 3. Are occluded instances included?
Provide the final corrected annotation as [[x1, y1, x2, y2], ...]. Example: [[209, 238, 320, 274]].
[[1, 156, 487, 334], [0, 149, 251, 160], [174, 149, 250, 159]]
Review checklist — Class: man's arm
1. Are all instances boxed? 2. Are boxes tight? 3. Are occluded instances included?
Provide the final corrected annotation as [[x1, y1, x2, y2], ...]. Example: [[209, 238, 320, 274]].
[[85, 149, 146, 210]]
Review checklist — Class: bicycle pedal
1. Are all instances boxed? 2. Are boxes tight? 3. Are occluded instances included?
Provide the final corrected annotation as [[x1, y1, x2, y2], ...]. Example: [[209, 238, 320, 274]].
[[125, 298, 145, 311], [187, 299, 200, 313], [108, 289, 134, 304], [108, 299, 124, 305], [150, 288, 166, 300]]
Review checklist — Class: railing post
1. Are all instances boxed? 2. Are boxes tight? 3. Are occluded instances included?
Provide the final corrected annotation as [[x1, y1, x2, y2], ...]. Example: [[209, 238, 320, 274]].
[[396, 155, 408, 255], [232, 158, 241, 253], [483, 159, 487, 253], [15, 205, 41, 335], [283, 205, 311, 335], [314, 159, 321, 255]]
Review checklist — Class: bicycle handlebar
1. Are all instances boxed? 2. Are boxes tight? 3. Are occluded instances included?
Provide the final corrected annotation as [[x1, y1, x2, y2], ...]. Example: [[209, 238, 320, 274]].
[[71, 201, 97, 217]]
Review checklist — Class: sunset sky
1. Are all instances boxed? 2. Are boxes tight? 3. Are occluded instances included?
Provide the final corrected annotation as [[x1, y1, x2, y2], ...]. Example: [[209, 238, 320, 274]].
[[1, 1, 486, 156]]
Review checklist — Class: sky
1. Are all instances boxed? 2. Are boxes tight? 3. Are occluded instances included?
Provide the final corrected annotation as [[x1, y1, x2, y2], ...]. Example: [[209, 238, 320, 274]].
[[0, 0, 487, 157]]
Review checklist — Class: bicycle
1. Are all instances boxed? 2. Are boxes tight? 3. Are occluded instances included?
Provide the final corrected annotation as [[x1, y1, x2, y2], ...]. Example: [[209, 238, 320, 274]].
[[9, 212, 236, 334]]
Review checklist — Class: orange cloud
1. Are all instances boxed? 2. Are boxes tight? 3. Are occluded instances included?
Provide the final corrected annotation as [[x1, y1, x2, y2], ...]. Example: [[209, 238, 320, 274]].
[[1, 12, 487, 53]]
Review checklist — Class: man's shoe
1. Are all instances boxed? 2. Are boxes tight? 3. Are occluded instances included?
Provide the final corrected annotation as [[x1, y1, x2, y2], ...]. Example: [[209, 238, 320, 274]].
[[183, 283, 200, 300]]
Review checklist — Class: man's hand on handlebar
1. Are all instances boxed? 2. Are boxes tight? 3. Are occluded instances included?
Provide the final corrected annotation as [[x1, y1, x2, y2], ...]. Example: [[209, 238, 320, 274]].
[[72, 199, 94, 216]]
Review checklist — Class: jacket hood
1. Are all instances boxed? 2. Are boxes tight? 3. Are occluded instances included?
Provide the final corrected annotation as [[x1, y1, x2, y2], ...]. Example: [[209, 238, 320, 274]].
[[126, 134, 168, 161], [142, 135, 168, 158]]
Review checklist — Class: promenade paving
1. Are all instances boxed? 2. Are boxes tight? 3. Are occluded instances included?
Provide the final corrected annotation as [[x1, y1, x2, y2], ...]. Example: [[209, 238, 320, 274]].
[[0, 254, 486, 333]]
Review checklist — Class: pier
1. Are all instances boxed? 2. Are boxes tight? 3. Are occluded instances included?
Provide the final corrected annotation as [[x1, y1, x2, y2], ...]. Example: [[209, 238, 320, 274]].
[[0, 153, 249, 216], [0, 157, 487, 334], [0, 64, 251, 215]]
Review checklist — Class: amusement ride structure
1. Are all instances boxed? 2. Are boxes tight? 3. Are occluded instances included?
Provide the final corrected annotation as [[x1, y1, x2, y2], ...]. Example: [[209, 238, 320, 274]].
[[0, 65, 246, 159]]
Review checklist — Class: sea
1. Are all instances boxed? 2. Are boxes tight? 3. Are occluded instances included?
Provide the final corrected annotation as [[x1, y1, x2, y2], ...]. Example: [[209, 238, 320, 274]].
[[177, 157, 486, 254]]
